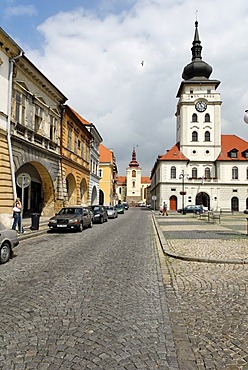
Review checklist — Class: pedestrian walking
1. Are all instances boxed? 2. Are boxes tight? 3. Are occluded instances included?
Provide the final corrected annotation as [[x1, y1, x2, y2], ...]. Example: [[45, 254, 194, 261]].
[[162, 202, 168, 216], [12, 197, 24, 233]]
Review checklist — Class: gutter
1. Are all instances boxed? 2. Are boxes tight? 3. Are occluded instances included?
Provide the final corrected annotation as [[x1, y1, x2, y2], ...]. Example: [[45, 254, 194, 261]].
[[7, 49, 24, 200]]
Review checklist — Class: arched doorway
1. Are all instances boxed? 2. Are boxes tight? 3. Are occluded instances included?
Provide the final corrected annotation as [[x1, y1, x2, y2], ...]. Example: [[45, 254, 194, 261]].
[[169, 195, 177, 211], [91, 186, 97, 205], [231, 197, 239, 212], [66, 174, 77, 204], [195, 192, 210, 209], [99, 189, 104, 205], [80, 178, 87, 205], [16, 162, 54, 217]]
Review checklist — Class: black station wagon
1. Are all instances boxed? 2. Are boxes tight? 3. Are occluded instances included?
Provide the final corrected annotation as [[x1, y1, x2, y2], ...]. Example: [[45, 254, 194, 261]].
[[48, 206, 93, 232]]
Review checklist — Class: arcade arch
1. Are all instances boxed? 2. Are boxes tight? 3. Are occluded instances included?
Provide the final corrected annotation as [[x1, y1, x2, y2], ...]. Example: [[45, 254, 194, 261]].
[[80, 178, 87, 205], [66, 174, 77, 204], [195, 192, 210, 209], [91, 185, 98, 205], [16, 161, 55, 217]]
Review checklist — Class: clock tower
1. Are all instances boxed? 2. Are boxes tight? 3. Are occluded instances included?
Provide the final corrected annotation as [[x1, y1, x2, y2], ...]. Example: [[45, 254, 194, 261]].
[[176, 21, 222, 162]]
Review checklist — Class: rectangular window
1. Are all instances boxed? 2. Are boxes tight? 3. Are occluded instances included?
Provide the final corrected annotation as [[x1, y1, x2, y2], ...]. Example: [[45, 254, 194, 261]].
[[50, 116, 56, 141], [74, 132, 78, 153], [67, 127, 72, 150], [15, 91, 26, 125], [81, 140, 84, 159], [34, 105, 43, 132]]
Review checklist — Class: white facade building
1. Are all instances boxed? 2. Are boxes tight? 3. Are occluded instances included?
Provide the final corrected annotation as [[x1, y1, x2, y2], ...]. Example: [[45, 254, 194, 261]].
[[151, 21, 248, 212]]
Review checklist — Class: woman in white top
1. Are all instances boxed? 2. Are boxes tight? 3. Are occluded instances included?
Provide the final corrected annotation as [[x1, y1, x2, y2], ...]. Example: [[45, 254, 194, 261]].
[[12, 197, 23, 233]]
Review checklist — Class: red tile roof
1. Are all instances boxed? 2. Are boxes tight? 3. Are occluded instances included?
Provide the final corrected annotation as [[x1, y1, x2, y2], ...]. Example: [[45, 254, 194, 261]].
[[99, 144, 113, 163], [158, 143, 189, 161], [117, 176, 126, 185], [217, 135, 248, 161], [141, 176, 151, 184], [68, 106, 90, 125]]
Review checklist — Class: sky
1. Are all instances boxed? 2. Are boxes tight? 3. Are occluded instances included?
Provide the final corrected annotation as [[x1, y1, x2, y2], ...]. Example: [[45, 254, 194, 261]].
[[1, 0, 248, 176]]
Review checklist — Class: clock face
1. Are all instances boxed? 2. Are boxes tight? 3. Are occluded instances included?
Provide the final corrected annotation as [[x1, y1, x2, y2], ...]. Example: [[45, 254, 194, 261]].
[[195, 101, 207, 112]]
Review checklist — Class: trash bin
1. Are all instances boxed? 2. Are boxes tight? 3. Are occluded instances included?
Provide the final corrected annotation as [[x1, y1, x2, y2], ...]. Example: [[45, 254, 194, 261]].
[[30, 213, 40, 230]]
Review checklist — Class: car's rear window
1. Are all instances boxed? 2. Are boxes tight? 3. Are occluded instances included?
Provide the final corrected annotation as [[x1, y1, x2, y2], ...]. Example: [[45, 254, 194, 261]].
[[58, 208, 82, 215]]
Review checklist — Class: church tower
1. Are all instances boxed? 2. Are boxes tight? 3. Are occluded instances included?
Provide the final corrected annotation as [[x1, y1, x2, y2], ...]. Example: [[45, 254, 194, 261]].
[[126, 147, 142, 204], [176, 21, 222, 162]]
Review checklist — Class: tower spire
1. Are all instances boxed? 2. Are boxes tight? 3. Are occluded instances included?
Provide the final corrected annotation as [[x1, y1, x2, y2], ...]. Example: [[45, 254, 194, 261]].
[[182, 20, 213, 80], [129, 146, 139, 168]]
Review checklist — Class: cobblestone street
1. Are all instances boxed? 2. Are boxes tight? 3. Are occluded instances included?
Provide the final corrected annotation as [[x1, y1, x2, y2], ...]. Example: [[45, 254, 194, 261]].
[[1, 209, 248, 369], [0, 209, 177, 370], [155, 212, 248, 370]]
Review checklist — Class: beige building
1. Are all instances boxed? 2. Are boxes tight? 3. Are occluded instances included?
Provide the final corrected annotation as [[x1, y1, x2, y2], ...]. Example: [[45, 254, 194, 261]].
[[61, 105, 92, 208], [151, 21, 248, 213], [0, 28, 67, 225], [117, 148, 150, 206], [99, 144, 118, 205]]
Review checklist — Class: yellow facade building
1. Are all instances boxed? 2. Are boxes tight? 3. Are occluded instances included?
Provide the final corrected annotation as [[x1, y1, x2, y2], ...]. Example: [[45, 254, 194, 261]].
[[99, 144, 118, 205], [61, 106, 92, 208]]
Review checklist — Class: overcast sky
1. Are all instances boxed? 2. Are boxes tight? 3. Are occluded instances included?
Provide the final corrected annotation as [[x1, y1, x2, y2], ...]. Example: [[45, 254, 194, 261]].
[[1, 0, 248, 176]]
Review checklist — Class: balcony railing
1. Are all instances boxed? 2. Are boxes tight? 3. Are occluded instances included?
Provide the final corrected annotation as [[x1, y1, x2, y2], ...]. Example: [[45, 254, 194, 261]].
[[188, 177, 218, 183], [13, 122, 59, 153]]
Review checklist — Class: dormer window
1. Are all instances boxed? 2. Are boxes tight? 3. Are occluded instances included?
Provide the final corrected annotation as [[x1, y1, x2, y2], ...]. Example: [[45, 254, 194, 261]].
[[242, 150, 248, 159], [229, 149, 238, 158]]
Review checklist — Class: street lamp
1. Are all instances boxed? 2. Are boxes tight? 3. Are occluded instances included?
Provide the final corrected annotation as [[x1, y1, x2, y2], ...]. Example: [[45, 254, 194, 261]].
[[179, 170, 188, 215], [244, 110, 248, 124]]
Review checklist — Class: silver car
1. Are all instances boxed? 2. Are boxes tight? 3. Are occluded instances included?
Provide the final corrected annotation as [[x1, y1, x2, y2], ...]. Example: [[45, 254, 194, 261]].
[[0, 221, 19, 264], [106, 206, 118, 219]]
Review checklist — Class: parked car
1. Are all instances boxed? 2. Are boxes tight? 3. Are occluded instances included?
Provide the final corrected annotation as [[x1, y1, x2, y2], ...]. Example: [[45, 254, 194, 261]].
[[177, 205, 204, 214], [116, 204, 125, 214], [106, 206, 118, 219], [244, 209, 248, 214], [122, 202, 129, 210], [90, 205, 108, 223], [0, 221, 19, 264], [48, 206, 93, 232]]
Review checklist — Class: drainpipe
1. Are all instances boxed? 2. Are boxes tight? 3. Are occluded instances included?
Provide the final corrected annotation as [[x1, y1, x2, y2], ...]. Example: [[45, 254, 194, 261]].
[[7, 50, 24, 201]]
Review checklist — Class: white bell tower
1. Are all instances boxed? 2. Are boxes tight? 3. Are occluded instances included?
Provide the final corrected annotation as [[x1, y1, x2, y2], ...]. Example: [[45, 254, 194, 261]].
[[176, 21, 222, 162]]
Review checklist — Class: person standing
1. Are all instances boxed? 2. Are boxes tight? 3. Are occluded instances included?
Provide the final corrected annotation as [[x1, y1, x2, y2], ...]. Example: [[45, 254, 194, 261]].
[[12, 197, 24, 233], [162, 202, 168, 216]]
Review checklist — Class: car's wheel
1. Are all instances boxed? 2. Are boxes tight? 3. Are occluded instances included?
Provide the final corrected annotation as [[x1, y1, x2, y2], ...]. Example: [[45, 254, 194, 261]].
[[88, 220, 93, 228], [78, 222, 83, 232], [0, 242, 11, 264]]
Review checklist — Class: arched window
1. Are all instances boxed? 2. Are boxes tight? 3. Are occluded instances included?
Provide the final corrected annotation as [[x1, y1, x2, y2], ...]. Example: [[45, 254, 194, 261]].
[[204, 131, 210, 141], [192, 131, 198, 141], [231, 197, 239, 212], [232, 166, 238, 180], [132, 181, 135, 188], [205, 167, 211, 178], [204, 113, 210, 122], [192, 167, 197, 179], [171, 166, 176, 179], [192, 113, 198, 122], [132, 170, 136, 177]]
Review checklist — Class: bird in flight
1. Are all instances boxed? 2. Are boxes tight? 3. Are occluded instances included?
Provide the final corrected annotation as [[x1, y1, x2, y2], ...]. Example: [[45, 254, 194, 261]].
[[141, 61, 144, 66]]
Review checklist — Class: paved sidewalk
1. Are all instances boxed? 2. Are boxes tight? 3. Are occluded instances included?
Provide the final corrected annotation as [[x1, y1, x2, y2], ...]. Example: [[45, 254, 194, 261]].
[[153, 211, 248, 264], [18, 215, 50, 240]]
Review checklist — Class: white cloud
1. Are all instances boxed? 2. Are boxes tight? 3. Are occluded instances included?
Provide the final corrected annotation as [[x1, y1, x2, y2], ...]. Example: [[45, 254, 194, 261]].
[[4, 5, 37, 17], [26, 0, 248, 175]]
